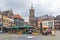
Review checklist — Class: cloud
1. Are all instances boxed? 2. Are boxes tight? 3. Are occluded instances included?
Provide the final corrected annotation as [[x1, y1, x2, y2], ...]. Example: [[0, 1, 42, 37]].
[[4, 0, 31, 22], [0, 0, 7, 10], [23, 17, 29, 22], [0, 0, 60, 22]]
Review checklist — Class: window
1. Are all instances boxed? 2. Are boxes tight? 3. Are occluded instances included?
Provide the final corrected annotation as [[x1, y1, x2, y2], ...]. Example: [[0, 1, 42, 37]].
[[0, 15, 2, 18], [42, 22, 47, 26], [48, 22, 53, 27], [6, 20, 8, 23], [48, 22, 53, 25]]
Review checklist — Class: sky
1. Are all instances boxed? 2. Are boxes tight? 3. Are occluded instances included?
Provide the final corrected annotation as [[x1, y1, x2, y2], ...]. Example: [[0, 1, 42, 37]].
[[0, 0, 60, 22]]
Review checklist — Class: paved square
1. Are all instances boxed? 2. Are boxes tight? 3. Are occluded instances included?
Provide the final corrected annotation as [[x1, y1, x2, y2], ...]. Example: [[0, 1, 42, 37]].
[[0, 30, 60, 40]]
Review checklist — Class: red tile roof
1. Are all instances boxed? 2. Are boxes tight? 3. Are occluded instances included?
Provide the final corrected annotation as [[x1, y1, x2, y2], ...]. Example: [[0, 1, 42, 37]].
[[14, 14, 23, 19]]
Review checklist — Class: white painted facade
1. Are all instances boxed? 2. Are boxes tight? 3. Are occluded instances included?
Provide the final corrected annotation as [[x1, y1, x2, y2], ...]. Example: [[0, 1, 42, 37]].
[[42, 20, 54, 28]]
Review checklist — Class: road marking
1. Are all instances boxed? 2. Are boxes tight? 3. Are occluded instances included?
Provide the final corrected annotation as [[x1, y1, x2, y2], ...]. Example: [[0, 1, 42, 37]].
[[27, 36, 33, 38]]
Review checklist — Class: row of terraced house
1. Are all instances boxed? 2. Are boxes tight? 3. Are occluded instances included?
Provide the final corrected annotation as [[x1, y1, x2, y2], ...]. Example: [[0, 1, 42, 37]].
[[0, 5, 60, 33], [37, 15, 60, 31], [29, 5, 60, 31], [0, 10, 24, 33]]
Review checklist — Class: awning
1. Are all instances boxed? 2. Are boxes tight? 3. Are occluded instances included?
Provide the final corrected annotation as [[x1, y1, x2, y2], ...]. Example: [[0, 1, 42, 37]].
[[12, 26, 20, 28], [42, 26, 49, 28], [12, 24, 35, 29]]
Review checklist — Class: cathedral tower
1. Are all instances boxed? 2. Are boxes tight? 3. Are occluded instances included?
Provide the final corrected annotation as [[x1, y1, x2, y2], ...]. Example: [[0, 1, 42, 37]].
[[29, 4, 35, 25]]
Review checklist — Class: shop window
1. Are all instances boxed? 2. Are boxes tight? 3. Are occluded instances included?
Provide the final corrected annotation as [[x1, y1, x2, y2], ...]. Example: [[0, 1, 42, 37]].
[[6, 20, 8, 23]]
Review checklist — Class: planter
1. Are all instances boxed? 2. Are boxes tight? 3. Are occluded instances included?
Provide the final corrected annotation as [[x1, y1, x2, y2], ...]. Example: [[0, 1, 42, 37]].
[[17, 32, 23, 34], [32, 32, 40, 35], [17, 30, 23, 34]]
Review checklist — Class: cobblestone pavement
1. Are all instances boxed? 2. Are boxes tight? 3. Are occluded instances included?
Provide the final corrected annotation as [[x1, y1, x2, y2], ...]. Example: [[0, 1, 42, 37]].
[[0, 34, 41, 40], [0, 30, 60, 40], [42, 30, 60, 40]]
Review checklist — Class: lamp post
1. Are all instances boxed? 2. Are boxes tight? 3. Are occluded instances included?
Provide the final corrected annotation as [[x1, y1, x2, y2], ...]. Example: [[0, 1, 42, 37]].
[[52, 18, 55, 36], [1, 26, 3, 33]]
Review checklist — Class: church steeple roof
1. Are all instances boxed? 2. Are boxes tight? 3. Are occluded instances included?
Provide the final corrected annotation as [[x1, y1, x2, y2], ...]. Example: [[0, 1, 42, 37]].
[[31, 4, 33, 9], [31, 4, 34, 9]]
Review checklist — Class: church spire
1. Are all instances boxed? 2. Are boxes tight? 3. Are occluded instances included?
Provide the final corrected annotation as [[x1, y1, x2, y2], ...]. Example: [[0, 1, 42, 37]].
[[31, 4, 33, 9], [29, 4, 35, 18]]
